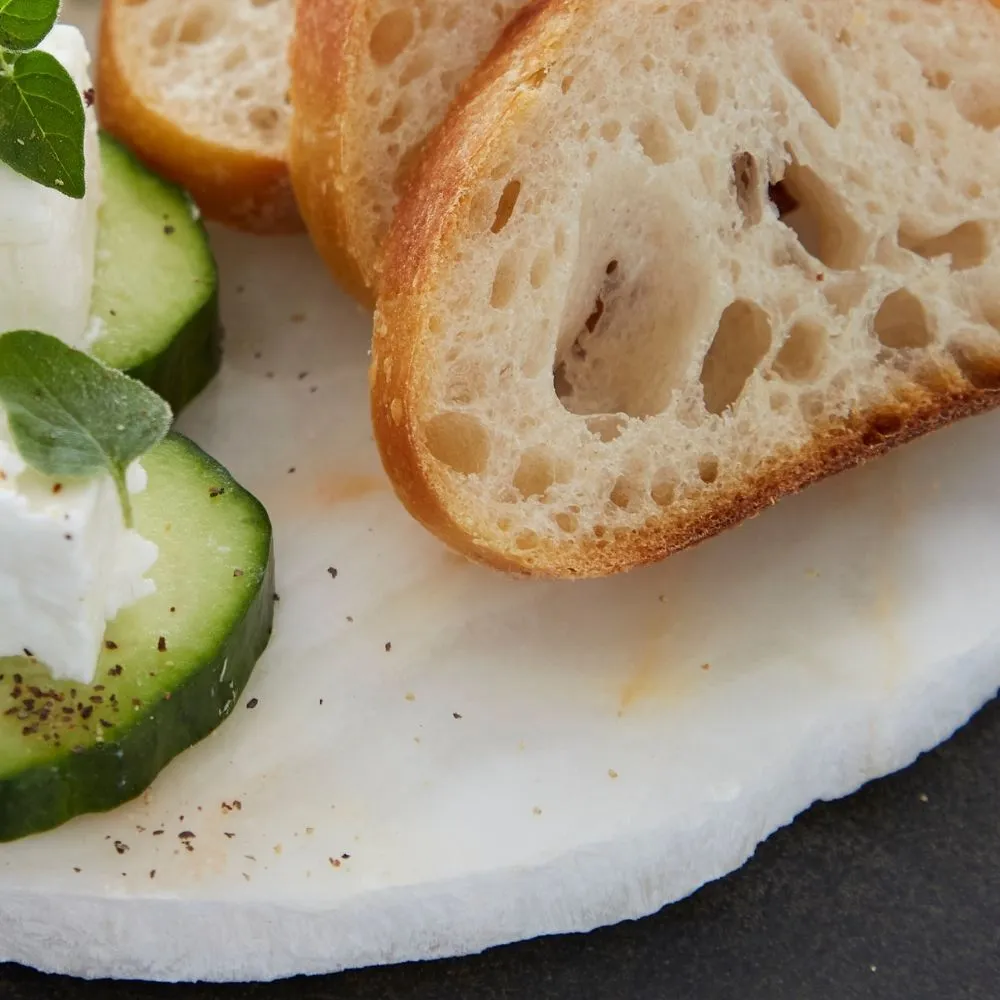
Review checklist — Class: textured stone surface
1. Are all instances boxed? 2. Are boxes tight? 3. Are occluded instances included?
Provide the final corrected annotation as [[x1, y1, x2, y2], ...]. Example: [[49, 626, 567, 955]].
[[3, 695, 997, 999]]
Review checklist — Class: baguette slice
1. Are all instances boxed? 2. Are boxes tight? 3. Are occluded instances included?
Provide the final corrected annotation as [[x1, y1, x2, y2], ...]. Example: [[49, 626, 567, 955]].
[[289, 0, 531, 305], [372, 0, 1000, 579], [97, 0, 300, 234]]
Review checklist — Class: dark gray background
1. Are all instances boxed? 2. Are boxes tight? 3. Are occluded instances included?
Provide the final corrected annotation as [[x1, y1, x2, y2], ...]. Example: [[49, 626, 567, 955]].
[[3, 693, 999, 1000]]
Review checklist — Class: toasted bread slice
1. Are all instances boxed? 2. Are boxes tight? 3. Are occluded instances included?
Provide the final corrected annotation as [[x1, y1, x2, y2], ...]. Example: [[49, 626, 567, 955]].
[[289, 0, 531, 305], [97, 0, 299, 234], [372, 0, 1000, 579]]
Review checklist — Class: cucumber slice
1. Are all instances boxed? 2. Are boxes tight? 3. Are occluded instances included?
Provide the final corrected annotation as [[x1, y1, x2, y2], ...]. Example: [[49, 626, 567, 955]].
[[0, 435, 274, 843], [89, 134, 222, 414]]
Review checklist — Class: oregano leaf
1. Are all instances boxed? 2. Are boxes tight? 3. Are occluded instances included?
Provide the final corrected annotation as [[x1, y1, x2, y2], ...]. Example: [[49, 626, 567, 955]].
[[0, 48, 86, 198], [0, 331, 173, 527], [0, 0, 59, 52]]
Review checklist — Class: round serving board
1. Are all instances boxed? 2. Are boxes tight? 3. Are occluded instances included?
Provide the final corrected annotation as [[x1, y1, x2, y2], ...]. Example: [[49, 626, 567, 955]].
[[2, 2, 999, 983]]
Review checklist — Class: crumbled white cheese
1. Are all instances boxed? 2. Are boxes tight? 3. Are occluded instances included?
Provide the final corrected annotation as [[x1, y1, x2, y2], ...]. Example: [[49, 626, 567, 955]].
[[0, 417, 158, 683], [0, 26, 158, 684], [0, 25, 101, 347]]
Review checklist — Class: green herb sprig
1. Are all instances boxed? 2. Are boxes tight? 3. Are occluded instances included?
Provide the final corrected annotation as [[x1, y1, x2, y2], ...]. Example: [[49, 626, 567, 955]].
[[0, 0, 87, 198], [0, 331, 173, 528]]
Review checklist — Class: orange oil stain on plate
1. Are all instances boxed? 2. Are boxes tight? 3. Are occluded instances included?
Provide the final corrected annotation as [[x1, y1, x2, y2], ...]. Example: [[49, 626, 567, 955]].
[[316, 472, 389, 507], [616, 606, 705, 716], [267, 470, 390, 518]]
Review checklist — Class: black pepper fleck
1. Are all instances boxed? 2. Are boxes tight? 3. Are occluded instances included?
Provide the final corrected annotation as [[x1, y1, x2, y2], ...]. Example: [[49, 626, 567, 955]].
[[246, 697, 259, 710]]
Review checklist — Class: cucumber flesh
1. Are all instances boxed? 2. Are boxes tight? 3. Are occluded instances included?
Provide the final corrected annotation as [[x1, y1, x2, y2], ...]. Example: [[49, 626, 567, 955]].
[[89, 134, 222, 414], [0, 435, 274, 843]]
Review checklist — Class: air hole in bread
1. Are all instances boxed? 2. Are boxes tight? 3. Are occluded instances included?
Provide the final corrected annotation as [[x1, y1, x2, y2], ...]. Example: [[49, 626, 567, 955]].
[[400, 51, 435, 87], [732, 153, 762, 226], [586, 415, 626, 442], [699, 300, 772, 415], [770, 390, 791, 413], [443, 363, 487, 406], [555, 511, 578, 533], [151, 16, 174, 48], [675, 92, 697, 130], [224, 46, 248, 72], [491, 251, 520, 309], [799, 391, 826, 422], [513, 447, 566, 499], [772, 20, 842, 128], [923, 68, 952, 91], [610, 477, 638, 509], [516, 530, 539, 551], [687, 31, 708, 56], [773, 320, 826, 382], [370, 9, 415, 66], [874, 289, 932, 349], [632, 116, 674, 165], [177, 5, 219, 45], [491, 180, 521, 234], [698, 457, 719, 485], [866, 411, 904, 442], [424, 412, 490, 475], [674, 2, 703, 29], [601, 120, 623, 143], [771, 162, 866, 270], [530, 250, 553, 289], [898, 220, 989, 271], [950, 337, 1000, 390], [650, 474, 677, 508], [249, 107, 280, 133], [893, 120, 917, 147], [953, 80, 1000, 132], [380, 96, 411, 134], [696, 72, 720, 115], [555, 187, 715, 420]]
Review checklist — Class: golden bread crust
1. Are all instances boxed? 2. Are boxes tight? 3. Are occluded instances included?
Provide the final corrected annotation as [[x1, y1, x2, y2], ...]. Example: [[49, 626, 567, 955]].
[[288, 0, 375, 307], [372, 0, 1000, 579], [97, 0, 301, 235]]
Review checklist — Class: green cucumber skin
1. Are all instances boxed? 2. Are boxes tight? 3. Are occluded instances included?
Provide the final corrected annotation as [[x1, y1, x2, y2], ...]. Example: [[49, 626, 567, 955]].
[[0, 435, 274, 843], [123, 289, 222, 415], [90, 134, 223, 415]]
